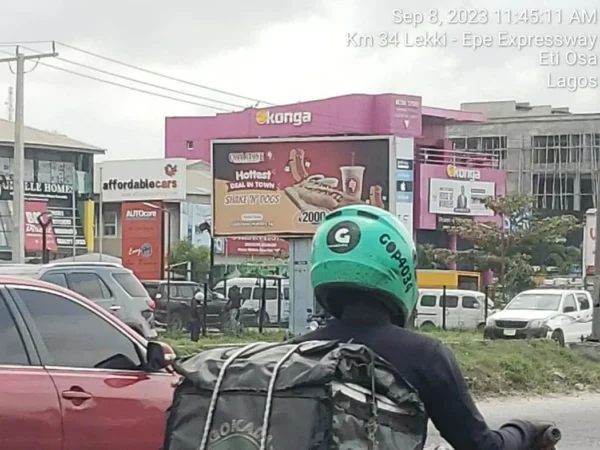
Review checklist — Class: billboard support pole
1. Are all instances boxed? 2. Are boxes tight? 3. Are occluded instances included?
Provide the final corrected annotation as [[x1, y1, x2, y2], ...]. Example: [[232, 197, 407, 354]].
[[98, 166, 103, 260], [592, 170, 600, 340]]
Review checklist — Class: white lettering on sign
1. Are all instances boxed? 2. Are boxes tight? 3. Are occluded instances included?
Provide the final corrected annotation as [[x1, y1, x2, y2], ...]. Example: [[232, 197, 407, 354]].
[[447, 164, 480, 181], [125, 210, 158, 219], [256, 110, 312, 126]]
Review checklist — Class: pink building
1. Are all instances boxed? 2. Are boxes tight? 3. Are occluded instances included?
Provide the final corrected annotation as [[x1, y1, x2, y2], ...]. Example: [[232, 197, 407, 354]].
[[165, 93, 507, 276]]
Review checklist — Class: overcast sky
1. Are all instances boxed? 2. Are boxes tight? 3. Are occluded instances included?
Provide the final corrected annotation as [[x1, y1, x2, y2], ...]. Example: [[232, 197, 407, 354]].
[[0, 0, 598, 161]]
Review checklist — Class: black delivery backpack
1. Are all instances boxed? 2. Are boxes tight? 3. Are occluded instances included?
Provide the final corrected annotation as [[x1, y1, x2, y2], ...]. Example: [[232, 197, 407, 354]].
[[163, 340, 428, 450]]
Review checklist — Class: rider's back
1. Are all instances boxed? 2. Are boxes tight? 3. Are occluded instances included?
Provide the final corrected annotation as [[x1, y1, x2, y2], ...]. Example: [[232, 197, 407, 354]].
[[298, 301, 537, 450]]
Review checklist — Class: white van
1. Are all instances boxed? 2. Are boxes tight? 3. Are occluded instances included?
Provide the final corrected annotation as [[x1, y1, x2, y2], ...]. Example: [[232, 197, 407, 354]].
[[415, 289, 492, 330], [213, 277, 290, 324]]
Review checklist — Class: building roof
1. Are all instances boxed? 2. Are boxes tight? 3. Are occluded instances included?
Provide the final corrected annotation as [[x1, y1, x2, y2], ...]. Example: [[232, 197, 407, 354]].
[[0, 119, 105, 154]]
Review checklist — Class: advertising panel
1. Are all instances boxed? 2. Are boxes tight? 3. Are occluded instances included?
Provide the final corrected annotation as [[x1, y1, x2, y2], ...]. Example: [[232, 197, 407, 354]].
[[121, 201, 163, 280], [24, 201, 57, 252], [96, 158, 187, 202], [394, 137, 414, 237], [212, 138, 391, 236], [429, 178, 495, 216], [226, 236, 289, 256]]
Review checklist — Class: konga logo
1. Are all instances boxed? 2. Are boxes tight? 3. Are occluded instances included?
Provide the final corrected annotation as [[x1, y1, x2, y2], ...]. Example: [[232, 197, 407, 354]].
[[255, 110, 311, 126]]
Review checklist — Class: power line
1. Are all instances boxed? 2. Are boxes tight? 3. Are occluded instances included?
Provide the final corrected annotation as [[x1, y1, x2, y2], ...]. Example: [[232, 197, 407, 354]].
[[22, 47, 245, 110], [0, 50, 231, 111], [57, 42, 274, 106]]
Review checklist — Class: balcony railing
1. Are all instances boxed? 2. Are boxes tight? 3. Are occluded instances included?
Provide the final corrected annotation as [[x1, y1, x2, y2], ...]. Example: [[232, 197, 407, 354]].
[[417, 148, 500, 169]]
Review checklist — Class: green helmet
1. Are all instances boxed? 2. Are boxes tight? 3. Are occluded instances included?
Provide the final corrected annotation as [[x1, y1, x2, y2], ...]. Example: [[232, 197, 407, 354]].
[[311, 204, 417, 326]]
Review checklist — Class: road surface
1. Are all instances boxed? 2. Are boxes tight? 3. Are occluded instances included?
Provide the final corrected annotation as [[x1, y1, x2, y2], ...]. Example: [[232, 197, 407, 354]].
[[426, 394, 600, 449]]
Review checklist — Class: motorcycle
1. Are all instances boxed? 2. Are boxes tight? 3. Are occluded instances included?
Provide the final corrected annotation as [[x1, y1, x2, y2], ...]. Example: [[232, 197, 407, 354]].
[[306, 313, 329, 331]]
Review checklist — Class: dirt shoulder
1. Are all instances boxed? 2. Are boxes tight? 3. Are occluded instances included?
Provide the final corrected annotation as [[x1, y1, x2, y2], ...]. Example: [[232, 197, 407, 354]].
[[164, 330, 600, 397]]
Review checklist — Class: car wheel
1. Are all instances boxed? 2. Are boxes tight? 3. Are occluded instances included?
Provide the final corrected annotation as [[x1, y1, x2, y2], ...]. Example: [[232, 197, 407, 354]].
[[477, 323, 486, 331], [256, 310, 270, 326], [420, 321, 436, 332], [168, 311, 187, 332], [551, 330, 565, 347]]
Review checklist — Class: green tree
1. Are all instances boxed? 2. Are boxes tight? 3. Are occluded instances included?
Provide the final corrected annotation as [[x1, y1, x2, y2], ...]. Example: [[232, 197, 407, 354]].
[[448, 195, 580, 298], [504, 253, 536, 299], [168, 240, 210, 281]]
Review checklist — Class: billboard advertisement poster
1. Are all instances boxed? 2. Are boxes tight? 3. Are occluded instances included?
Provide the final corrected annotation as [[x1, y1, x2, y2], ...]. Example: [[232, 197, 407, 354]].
[[95, 158, 187, 202], [226, 236, 289, 256], [24, 200, 57, 252], [121, 201, 163, 280], [212, 138, 391, 236], [394, 137, 414, 237], [429, 178, 495, 216]]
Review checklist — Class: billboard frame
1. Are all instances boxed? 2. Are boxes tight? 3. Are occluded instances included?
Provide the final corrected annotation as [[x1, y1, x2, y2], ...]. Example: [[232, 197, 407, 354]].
[[210, 135, 397, 238]]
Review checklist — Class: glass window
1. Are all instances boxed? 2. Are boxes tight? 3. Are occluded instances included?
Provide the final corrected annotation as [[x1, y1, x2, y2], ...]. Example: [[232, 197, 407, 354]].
[[576, 294, 591, 310], [506, 293, 561, 311], [563, 294, 577, 312], [240, 287, 252, 300], [420, 295, 437, 307], [252, 287, 278, 300], [112, 272, 148, 297], [42, 272, 69, 289], [0, 298, 29, 365], [462, 296, 480, 309], [284, 287, 289, 300], [17, 289, 142, 370], [441, 295, 459, 308], [66, 273, 111, 299], [178, 285, 196, 298]]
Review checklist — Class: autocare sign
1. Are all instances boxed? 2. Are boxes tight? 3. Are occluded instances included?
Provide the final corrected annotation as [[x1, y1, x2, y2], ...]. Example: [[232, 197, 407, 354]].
[[446, 164, 480, 181], [255, 110, 312, 127], [96, 158, 186, 202], [120, 201, 163, 280]]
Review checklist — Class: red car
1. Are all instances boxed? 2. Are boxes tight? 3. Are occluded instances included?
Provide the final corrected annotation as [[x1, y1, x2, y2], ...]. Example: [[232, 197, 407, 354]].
[[0, 276, 177, 450]]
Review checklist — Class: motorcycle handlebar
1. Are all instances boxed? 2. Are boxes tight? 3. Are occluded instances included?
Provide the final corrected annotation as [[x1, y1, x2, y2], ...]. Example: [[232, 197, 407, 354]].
[[540, 426, 561, 447]]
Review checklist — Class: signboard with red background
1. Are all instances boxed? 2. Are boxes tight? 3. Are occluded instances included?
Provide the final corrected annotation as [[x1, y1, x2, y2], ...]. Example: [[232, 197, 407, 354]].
[[225, 236, 288, 256], [24, 200, 57, 252], [121, 201, 163, 280]]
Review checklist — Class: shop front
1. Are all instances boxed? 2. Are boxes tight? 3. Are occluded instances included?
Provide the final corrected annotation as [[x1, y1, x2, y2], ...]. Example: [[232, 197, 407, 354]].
[[0, 158, 91, 260]]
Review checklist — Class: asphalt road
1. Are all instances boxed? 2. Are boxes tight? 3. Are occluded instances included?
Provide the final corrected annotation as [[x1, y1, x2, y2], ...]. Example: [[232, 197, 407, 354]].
[[425, 394, 600, 449]]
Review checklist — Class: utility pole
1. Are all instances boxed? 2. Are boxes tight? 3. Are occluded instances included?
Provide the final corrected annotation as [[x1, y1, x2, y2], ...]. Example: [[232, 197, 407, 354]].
[[592, 169, 600, 340], [0, 43, 58, 263], [5, 87, 14, 121]]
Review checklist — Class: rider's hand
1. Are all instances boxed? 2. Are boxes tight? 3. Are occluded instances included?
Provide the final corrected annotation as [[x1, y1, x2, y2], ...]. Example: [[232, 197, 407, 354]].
[[502, 419, 557, 449], [530, 420, 558, 449]]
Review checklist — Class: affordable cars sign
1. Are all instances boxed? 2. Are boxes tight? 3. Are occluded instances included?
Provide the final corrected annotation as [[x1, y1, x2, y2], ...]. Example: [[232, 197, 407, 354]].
[[95, 158, 187, 202]]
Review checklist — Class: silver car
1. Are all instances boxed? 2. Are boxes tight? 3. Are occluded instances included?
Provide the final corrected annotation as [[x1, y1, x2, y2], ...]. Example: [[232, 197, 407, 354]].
[[0, 261, 157, 338]]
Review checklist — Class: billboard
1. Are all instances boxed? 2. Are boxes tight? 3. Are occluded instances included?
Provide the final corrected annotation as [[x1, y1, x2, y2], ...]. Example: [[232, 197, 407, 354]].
[[95, 158, 187, 202], [212, 138, 392, 236], [226, 236, 289, 256], [428, 178, 495, 216], [121, 201, 163, 280], [24, 201, 57, 252], [394, 137, 414, 237]]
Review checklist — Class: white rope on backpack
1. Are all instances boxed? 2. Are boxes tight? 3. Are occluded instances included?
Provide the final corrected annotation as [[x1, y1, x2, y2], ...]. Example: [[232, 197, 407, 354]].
[[198, 342, 263, 450], [259, 343, 303, 450]]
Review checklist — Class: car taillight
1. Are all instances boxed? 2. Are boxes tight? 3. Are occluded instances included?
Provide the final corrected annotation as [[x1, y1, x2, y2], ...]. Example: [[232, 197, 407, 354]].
[[146, 299, 156, 310]]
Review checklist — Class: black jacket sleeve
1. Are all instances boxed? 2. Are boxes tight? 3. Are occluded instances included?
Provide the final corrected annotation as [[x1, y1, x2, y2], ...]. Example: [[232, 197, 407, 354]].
[[419, 341, 537, 450]]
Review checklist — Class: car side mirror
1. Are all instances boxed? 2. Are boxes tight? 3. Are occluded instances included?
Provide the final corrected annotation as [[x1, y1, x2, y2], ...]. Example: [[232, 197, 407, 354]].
[[563, 306, 576, 313], [146, 341, 176, 371], [474, 303, 481, 309]]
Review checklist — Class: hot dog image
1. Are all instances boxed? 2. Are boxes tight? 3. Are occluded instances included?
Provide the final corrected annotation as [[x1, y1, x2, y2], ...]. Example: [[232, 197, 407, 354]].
[[288, 148, 309, 182]]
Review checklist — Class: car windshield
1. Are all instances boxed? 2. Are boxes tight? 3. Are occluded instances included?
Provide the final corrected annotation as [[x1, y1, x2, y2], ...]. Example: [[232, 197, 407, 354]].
[[113, 272, 149, 298], [506, 293, 562, 311]]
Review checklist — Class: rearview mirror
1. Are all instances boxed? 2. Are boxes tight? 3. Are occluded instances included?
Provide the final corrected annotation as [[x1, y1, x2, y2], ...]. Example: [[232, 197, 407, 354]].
[[146, 341, 176, 371]]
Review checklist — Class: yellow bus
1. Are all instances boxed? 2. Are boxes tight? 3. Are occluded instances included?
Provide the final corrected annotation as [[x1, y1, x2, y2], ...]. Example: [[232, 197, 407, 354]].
[[416, 270, 481, 291]]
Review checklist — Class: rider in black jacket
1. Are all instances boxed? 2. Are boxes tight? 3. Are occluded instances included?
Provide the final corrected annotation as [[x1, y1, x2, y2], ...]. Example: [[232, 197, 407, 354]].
[[296, 204, 553, 449]]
